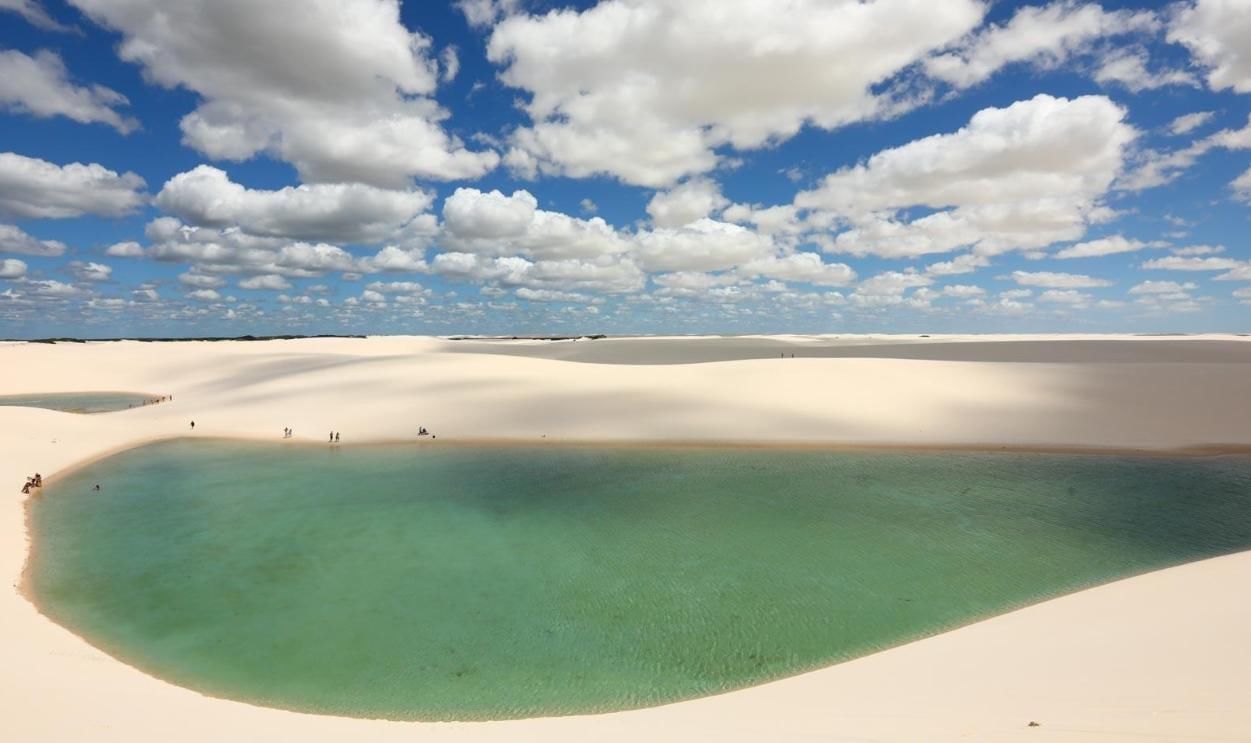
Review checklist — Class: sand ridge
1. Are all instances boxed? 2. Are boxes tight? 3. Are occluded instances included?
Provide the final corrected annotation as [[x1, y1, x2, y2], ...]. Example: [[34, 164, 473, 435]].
[[3, 334, 1251, 741]]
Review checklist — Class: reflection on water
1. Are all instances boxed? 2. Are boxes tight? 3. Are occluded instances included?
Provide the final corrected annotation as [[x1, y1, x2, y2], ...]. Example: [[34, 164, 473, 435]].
[[0, 392, 159, 414], [28, 441, 1251, 720]]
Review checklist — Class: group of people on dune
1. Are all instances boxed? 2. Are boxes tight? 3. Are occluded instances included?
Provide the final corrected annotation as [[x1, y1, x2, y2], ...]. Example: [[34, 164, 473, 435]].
[[20, 473, 42, 494]]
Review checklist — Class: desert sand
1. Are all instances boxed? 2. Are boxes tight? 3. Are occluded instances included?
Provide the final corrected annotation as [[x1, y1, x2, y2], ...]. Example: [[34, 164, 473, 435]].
[[3, 334, 1251, 741]]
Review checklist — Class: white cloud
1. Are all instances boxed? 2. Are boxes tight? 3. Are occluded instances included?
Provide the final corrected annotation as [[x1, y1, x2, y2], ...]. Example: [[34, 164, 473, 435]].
[[155, 165, 434, 244], [799, 94, 1135, 258], [489, 0, 984, 186], [737, 252, 856, 287], [442, 188, 628, 261], [70, 261, 112, 281], [1037, 289, 1092, 305], [0, 50, 137, 133], [1093, 48, 1196, 92], [0, 0, 73, 31], [1168, 111, 1215, 135], [0, 258, 27, 279], [579, 198, 597, 214], [1142, 255, 1242, 270], [631, 219, 775, 273], [456, 0, 520, 28], [105, 240, 145, 257], [179, 271, 225, 289], [186, 289, 221, 302], [1233, 165, 1251, 202], [238, 274, 292, 291], [926, 253, 990, 276], [1009, 270, 1112, 288], [1054, 235, 1148, 259], [516, 287, 595, 303], [646, 178, 729, 228], [1169, 0, 1251, 93], [440, 46, 460, 83], [1120, 115, 1251, 190], [1215, 265, 1251, 281], [925, 2, 1158, 89], [430, 252, 645, 294], [0, 152, 146, 219], [1130, 280, 1198, 295], [849, 270, 934, 306], [1171, 244, 1224, 256], [0, 223, 67, 256], [146, 218, 368, 278], [68, 0, 498, 187]]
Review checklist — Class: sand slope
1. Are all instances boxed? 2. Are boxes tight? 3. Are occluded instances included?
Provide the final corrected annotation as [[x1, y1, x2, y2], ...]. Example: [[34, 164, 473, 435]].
[[3, 334, 1251, 741]]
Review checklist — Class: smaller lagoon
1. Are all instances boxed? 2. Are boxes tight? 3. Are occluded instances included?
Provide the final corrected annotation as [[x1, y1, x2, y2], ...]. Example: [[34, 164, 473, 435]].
[[0, 392, 160, 414]]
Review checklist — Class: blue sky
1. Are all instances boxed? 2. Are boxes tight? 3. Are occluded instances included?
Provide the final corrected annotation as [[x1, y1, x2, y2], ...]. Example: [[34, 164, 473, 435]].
[[0, 0, 1249, 338]]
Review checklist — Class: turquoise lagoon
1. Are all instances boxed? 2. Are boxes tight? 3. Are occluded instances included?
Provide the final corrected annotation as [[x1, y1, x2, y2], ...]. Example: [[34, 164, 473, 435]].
[[27, 441, 1251, 720], [0, 392, 157, 414]]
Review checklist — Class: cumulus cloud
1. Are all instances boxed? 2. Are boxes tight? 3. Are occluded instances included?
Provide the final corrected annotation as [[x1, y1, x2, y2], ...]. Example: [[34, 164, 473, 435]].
[[1169, 0, 1251, 93], [146, 217, 368, 278], [926, 253, 990, 276], [736, 252, 856, 287], [1054, 235, 1150, 259], [0, 258, 27, 279], [488, 0, 984, 186], [0, 223, 67, 256], [1142, 255, 1242, 270], [238, 274, 292, 291], [0, 50, 137, 133], [69, 261, 112, 281], [0, 152, 146, 219], [1169, 111, 1215, 135], [798, 94, 1135, 258], [1009, 270, 1113, 288], [105, 241, 145, 257], [1093, 48, 1197, 92], [1233, 165, 1251, 203], [1130, 280, 1198, 295], [456, 0, 520, 28], [442, 188, 628, 261], [631, 219, 775, 273], [155, 165, 435, 244], [68, 0, 498, 187], [0, 0, 73, 31], [430, 252, 645, 294], [925, 2, 1159, 89], [646, 178, 729, 228], [1120, 114, 1251, 190]]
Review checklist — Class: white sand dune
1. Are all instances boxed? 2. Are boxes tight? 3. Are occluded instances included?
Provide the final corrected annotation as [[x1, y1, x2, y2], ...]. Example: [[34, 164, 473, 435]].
[[3, 334, 1251, 741]]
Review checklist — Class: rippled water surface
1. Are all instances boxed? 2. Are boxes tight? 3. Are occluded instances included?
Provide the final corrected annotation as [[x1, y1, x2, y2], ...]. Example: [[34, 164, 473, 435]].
[[0, 392, 157, 413], [28, 441, 1251, 720]]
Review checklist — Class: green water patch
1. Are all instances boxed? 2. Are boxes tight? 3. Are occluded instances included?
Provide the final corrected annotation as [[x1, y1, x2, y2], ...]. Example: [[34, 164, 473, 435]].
[[0, 392, 160, 414], [27, 441, 1251, 720]]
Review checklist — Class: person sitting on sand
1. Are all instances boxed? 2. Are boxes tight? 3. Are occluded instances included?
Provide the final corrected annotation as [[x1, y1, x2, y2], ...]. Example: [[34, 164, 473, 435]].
[[21, 482, 30, 494], [33, 473, 42, 487]]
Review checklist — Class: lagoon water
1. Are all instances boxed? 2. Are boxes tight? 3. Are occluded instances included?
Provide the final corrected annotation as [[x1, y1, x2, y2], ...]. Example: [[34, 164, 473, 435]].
[[0, 392, 156, 414], [27, 441, 1251, 720]]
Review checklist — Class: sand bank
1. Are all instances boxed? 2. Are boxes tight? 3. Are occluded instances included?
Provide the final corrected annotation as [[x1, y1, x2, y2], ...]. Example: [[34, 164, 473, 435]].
[[4, 334, 1251, 741]]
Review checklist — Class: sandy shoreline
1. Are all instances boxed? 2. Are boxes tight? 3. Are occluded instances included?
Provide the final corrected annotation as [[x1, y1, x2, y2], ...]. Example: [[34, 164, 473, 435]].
[[5, 334, 1251, 741]]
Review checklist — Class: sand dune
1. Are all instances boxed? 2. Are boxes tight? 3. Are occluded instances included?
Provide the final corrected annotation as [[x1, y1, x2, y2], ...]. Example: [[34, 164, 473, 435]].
[[3, 334, 1251, 741]]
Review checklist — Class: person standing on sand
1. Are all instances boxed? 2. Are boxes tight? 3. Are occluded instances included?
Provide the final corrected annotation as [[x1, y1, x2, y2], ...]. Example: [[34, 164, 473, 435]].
[[335, 432, 340, 443], [190, 421, 195, 429]]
